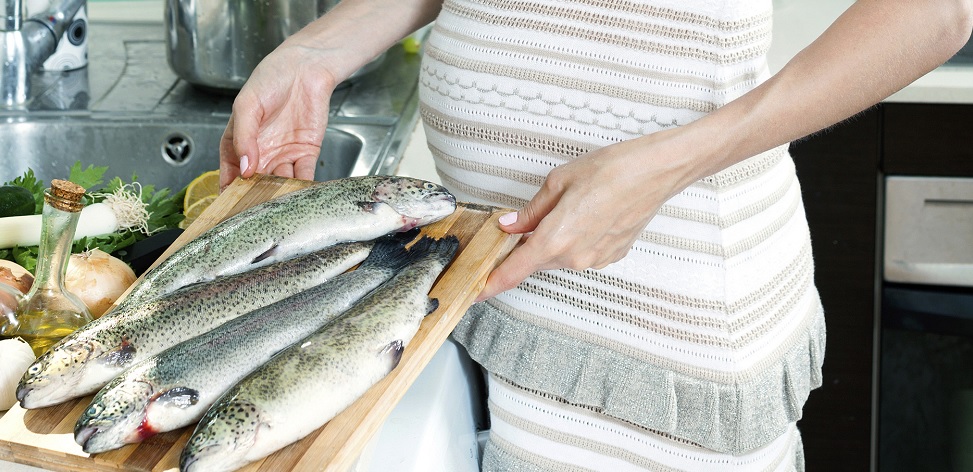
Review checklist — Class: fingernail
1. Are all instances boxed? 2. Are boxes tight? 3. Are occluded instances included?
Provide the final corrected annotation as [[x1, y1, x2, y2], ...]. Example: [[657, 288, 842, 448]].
[[240, 155, 250, 174], [498, 212, 518, 226]]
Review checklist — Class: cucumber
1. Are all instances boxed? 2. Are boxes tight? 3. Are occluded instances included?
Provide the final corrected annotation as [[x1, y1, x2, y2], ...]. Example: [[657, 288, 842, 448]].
[[0, 185, 37, 217]]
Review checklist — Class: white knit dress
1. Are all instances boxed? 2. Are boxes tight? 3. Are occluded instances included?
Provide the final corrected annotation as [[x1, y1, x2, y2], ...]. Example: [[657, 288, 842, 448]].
[[418, 0, 825, 470]]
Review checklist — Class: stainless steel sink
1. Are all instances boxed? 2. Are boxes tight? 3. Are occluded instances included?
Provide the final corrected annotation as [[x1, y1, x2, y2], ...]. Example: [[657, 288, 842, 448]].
[[0, 117, 396, 191], [0, 21, 421, 192]]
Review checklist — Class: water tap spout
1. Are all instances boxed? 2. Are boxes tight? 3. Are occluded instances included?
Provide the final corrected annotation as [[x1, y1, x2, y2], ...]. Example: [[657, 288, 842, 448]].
[[1, 0, 86, 107]]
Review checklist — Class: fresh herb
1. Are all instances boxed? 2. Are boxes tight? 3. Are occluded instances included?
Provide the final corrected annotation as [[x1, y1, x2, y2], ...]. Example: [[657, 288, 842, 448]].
[[1, 163, 186, 273], [69, 162, 109, 195]]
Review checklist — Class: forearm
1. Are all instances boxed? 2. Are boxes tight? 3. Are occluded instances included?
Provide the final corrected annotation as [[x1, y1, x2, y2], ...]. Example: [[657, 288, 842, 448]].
[[673, 0, 973, 185], [282, 0, 444, 81]]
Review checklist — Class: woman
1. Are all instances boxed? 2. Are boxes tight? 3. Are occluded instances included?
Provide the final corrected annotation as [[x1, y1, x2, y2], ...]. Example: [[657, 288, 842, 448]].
[[219, 0, 972, 469]]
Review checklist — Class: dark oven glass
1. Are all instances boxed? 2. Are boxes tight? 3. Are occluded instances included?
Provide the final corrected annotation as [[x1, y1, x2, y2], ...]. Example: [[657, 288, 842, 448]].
[[879, 284, 973, 471]]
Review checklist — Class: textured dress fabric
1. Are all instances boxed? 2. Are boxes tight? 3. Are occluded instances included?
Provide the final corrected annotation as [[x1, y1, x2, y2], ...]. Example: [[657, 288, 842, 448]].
[[418, 0, 825, 469]]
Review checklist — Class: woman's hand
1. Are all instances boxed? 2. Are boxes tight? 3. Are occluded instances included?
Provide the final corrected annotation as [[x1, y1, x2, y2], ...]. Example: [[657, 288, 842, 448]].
[[477, 130, 700, 301], [217, 0, 445, 191], [478, 0, 973, 301], [219, 46, 340, 190]]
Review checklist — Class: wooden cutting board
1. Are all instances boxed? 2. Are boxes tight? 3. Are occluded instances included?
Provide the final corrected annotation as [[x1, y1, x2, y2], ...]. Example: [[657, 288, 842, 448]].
[[0, 174, 519, 472]]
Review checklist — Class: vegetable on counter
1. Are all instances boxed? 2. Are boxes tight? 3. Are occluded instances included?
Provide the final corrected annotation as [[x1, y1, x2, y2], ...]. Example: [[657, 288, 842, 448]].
[[0, 162, 185, 274], [0, 259, 33, 294], [65, 249, 137, 318], [0, 202, 120, 249], [0, 162, 187, 319], [0, 185, 36, 218], [0, 260, 33, 316]]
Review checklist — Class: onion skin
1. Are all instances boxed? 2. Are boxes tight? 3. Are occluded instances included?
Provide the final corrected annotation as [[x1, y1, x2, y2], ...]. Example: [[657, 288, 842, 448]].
[[65, 249, 137, 318], [0, 259, 33, 294], [0, 260, 31, 317]]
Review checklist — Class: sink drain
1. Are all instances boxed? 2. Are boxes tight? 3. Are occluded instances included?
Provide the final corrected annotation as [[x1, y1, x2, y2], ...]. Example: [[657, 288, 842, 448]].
[[162, 132, 194, 164]]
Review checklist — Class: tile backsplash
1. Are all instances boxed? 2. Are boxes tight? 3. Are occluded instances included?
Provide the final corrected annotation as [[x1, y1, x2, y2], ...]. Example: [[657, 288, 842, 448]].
[[89, 0, 162, 22]]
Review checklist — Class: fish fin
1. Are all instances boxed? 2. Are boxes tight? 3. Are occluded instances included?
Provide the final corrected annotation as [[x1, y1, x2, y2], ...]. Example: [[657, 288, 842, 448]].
[[358, 230, 423, 272], [155, 386, 200, 408], [426, 297, 439, 316], [381, 340, 404, 370], [102, 341, 137, 367], [376, 227, 420, 244], [251, 243, 279, 264], [405, 235, 461, 267]]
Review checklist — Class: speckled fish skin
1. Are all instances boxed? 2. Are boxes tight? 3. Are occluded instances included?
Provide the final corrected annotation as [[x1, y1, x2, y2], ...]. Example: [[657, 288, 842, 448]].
[[74, 237, 419, 454], [180, 236, 459, 472], [116, 176, 456, 312], [16, 241, 374, 409]]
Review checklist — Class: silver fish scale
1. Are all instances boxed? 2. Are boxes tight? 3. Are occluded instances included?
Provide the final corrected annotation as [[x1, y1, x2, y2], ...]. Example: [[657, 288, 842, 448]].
[[147, 263, 403, 386], [18, 242, 373, 408], [243, 246, 453, 401], [118, 176, 455, 310], [181, 237, 459, 471], [77, 241, 372, 363], [77, 261, 409, 453]]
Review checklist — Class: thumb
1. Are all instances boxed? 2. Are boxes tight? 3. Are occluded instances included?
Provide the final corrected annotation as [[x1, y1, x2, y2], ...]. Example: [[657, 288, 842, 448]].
[[497, 184, 559, 234]]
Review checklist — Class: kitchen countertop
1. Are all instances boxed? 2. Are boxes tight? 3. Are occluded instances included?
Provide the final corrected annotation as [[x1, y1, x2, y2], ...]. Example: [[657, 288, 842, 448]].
[[769, 0, 973, 104]]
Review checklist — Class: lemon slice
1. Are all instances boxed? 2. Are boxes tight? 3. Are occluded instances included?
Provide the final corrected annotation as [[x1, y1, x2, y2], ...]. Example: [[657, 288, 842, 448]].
[[183, 170, 221, 211], [179, 195, 217, 229]]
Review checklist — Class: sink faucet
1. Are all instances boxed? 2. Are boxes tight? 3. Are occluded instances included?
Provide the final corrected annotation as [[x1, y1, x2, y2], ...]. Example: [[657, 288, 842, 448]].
[[1, 0, 85, 107]]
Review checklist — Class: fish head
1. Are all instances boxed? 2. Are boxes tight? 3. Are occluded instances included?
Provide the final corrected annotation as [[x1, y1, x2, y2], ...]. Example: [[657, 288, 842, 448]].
[[371, 177, 456, 228], [17, 338, 113, 409], [180, 398, 266, 472], [74, 377, 153, 454]]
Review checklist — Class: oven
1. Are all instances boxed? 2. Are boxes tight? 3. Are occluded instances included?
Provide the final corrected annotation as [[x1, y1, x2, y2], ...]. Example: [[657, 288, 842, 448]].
[[878, 176, 973, 471]]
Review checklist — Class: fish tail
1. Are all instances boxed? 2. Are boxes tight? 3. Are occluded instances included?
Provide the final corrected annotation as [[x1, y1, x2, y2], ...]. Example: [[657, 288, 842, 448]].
[[357, 230, 421, 273], [408, 235, 461, 266]]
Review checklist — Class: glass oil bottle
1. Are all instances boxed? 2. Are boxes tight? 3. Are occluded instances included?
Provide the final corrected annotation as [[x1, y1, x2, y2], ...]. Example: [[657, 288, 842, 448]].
[[0, 179, 93, 356]]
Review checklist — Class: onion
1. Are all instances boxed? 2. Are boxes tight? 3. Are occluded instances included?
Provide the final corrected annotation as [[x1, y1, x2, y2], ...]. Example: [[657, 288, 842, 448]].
[[0, 259, 33, 294], [0, 260, 32, 316], [65, 249, 137, 318]]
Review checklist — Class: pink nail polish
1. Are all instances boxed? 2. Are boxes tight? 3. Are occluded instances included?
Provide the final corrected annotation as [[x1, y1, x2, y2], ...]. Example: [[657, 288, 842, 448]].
[[498, 212, 518, 226]]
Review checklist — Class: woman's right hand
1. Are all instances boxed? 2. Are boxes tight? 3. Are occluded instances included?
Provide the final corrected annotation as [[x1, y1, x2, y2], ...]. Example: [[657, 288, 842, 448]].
[[217, 0, 445, 191], [219, 45, 340, 190]]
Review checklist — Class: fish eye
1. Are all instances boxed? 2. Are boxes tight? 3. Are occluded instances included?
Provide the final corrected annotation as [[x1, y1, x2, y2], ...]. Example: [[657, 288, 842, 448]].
[[27, 363, 41, 375], [86, 404, 103, 417]]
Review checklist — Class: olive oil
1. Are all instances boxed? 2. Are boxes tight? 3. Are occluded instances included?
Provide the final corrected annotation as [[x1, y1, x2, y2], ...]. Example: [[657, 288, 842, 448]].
[[10, 311, 83, 356], [0, 180, 92, 356]]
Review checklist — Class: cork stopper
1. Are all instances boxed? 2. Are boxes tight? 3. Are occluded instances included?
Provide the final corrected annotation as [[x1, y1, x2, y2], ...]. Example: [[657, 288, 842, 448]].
[[45, 179, 86, 212]]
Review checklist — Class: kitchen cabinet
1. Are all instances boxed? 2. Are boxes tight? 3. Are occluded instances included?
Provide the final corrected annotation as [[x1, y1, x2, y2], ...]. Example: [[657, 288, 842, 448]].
[[791, 103, 973, 471], [883, 104, 973, 176], [790, 107, 881, 472]]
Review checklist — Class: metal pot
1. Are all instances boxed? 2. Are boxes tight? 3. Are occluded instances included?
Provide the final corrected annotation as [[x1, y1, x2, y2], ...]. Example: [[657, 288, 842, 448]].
[[165, 0, 373, 91]]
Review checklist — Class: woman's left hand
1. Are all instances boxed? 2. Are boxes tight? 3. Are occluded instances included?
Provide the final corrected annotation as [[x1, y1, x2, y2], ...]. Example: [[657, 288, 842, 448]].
[[476, 0, 973, 302], [477, 129, 698, 301]]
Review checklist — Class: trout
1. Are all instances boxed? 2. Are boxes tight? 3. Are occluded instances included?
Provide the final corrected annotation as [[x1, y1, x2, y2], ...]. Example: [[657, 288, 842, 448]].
[[74, 237, 420, 454], [180, 236, 459, 472], [17, 241, 374, 409], [115, 176, 455, 311]]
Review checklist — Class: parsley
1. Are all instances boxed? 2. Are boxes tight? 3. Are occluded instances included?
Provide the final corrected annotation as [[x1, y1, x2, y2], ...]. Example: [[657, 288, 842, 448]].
[[1, 163, 186, 273]]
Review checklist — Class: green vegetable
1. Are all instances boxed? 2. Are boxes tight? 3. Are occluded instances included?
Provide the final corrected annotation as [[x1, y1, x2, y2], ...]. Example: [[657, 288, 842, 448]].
[[1, 163, 186, 273], [0, 185, 36, 217]]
